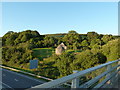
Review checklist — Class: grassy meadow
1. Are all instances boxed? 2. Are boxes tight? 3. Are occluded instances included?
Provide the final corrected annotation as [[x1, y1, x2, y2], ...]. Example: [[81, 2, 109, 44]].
[[32, 48, 54, 60]]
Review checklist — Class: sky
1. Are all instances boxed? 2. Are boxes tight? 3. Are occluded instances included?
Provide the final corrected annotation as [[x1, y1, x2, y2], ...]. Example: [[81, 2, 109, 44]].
[[1, 2, 118, 36]]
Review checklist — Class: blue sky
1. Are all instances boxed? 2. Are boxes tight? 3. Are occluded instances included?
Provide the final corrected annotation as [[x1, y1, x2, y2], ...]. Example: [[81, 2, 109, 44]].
[[1, 2, 118, 36]]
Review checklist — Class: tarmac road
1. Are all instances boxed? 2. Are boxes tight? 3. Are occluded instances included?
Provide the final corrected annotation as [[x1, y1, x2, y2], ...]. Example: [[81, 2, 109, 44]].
[[1, 68, 45, 90]]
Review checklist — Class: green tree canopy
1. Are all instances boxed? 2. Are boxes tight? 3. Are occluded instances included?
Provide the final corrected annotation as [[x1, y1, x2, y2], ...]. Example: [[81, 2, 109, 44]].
[[81, 40, 89, 47], [101, 35, 113, 44], [87, 31, 99, 42], [68, 30, 78, 34], [63, 30, 81, 49], [73, 50, 107, 70], [102, 39, 120, 61], [55, 52, 75, 77]]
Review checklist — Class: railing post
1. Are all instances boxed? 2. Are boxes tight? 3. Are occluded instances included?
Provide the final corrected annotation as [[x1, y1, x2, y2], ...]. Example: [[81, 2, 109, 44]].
[[107, 64, 112, 77], [105, 64, 112, 87], [117, 60, 120, 78], [117, 60, 120, 71], [71, 70, 79, 88], [112, 60, 120, 88]]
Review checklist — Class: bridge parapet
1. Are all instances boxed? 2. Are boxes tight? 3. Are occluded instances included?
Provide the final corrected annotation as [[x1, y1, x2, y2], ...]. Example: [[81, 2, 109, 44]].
[[29, 59, 120, 89]]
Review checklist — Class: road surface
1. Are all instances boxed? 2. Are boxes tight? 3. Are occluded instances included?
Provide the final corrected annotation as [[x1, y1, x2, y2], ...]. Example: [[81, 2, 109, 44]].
[[1, 68, 46, 90]]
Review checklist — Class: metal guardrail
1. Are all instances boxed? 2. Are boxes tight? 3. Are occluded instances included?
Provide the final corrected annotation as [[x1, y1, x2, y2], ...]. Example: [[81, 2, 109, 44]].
[[29, 59, 120, 89]]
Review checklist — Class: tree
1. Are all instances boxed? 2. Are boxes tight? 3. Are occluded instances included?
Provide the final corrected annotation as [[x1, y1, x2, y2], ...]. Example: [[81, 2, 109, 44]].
[[63, 30, 81, 49], [92, 44, 101, 49], [55, 52, 75, 77], [87, 31, 99, 42], [22, 50, 34, 63], [21, 34, 28, 42], [5, 31, 14, 35], [68, 30, 78, 34], [81, 40, 89, 47], [43, 36, 56, 47], [102, 35, 113, 44], [73, 42, 78, 50], [4, 32, 18, 46], [73, 50, 107, 70], [102, 39, 120, 61]]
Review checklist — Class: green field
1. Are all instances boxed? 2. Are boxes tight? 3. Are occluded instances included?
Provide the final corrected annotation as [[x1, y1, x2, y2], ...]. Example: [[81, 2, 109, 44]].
[[32, 48, 83, 60], [66, 49, 82, 53], [32, 48, 54, 60], [32, 48, 82, 61]]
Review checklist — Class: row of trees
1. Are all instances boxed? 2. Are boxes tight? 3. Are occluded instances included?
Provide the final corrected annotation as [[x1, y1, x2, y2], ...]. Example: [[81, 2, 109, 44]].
[[62, 31, 115, 50], [2, 30, 115, 50]]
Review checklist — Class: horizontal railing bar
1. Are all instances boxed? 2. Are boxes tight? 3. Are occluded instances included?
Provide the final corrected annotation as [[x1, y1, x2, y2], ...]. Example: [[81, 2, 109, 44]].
[[30, 59, 120, 88], [64, 83, 71, 87], [79, 65, 120, 88], [94, 69, 120, 88]]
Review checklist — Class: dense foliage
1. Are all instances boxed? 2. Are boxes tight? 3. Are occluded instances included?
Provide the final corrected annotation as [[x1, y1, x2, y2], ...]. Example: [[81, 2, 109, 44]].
[[2, 30, 120, 79]]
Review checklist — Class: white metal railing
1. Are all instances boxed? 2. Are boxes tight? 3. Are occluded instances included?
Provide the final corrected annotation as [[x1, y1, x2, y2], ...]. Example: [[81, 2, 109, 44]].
[[28, 59, 120, 89]]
